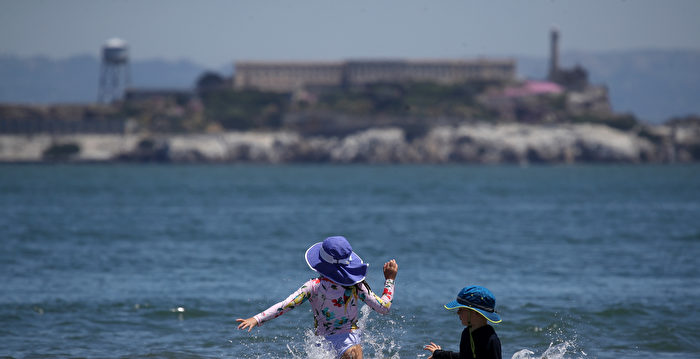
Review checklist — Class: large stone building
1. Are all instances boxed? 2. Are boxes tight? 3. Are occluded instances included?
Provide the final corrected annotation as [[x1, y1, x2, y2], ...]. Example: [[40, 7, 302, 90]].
[[234, 58, 516, 92]]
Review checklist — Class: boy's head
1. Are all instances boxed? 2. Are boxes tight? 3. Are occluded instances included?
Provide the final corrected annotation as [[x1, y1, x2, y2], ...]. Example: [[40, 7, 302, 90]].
[[444, 285, 502, 324]]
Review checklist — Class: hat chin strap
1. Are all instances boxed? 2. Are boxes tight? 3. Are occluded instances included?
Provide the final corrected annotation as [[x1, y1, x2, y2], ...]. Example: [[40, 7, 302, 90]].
[[467, 311, 476, 359], [320, 247, 352, 265]]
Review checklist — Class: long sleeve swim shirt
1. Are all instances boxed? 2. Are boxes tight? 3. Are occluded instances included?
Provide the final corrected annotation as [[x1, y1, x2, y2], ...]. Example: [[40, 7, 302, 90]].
[[253, 277, 395, 336]]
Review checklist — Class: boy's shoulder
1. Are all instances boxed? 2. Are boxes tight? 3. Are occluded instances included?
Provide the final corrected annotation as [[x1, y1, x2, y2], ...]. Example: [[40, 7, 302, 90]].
[[472, 325, 502, 359], [474, 325, 498, 337]]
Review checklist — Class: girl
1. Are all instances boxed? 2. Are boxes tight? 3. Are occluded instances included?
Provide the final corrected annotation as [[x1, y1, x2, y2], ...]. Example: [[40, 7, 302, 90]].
[[237, 236, 398, 359]]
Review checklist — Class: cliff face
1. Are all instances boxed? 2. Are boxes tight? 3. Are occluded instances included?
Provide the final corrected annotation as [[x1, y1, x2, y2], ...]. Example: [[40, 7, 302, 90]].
[[2, 122, 697, 164]]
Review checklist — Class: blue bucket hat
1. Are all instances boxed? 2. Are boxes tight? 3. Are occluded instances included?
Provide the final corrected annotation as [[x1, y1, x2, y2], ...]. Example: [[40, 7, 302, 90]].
[[305, 236, 368, 286], [444, 286, 502, 324]]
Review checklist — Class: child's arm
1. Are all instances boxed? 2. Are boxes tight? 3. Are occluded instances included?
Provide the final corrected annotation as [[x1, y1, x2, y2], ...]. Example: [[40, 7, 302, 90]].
[[236, 278, 316, 331], [429, 349, 461, 359], [424, 328, 471, 359], [424, 342, 448, 359], [358, 259, 397, 314], [425, 342, 462, 359]]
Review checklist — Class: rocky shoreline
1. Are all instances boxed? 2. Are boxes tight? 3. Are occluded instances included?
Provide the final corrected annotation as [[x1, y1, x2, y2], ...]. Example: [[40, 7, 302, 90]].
[[1, 122, 698, 164]]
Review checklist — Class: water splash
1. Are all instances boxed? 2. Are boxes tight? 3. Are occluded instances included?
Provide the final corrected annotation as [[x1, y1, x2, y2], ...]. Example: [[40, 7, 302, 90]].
[[357, 305, 402, 359], [511, 341, 587, 359], [274, 305, 403, 359], [287, 330, 336, 359]]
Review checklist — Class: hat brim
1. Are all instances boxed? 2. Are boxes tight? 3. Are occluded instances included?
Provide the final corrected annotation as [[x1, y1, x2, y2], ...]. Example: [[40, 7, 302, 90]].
[[305, 242, 367, 286], [445, 300, 502, 324]]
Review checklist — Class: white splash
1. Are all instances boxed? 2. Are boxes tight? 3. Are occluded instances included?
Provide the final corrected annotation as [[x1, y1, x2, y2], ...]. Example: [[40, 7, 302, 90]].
[[357, 305, 402, 359], [284, 305, 402, 359], [287, 330, 336, 359], [511, 341, 586, 359]]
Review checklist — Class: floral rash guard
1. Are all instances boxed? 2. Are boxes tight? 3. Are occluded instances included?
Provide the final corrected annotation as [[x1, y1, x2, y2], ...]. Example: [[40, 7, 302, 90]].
[[253, 277, 395, 336]]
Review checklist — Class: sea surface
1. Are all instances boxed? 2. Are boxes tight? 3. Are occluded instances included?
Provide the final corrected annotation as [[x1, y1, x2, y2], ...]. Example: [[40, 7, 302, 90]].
[[1, 164, 699, 359]]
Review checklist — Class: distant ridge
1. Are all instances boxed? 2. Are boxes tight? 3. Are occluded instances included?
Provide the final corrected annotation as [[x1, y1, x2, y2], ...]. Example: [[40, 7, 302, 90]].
[[1, 49, 699, 123], [516, 49, 700, 122], [0, 54, 218, 105]]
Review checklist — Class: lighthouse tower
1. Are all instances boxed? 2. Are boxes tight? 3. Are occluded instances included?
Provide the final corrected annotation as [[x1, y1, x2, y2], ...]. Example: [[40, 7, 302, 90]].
[[548, 27, 560, 81]]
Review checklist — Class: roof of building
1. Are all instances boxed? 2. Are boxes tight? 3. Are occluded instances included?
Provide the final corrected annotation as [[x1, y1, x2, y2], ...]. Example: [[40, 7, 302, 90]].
[[502, 81, 564, 98]]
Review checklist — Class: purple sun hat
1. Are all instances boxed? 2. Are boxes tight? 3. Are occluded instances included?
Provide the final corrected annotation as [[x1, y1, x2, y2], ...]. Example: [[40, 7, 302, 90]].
[[305, 236, 368, 286]]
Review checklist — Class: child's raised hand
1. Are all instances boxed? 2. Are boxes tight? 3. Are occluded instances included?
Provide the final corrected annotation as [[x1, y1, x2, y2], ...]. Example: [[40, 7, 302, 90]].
[[383, 259, 398, 280], [236, 317, 258, 332]]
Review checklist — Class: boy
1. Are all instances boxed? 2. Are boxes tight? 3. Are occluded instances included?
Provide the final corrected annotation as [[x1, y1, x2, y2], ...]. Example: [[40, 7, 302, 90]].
[[424, 285, 502, 359]]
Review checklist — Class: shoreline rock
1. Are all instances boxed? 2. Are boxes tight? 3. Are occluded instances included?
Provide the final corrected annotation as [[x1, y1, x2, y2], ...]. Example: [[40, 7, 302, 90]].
[[1, 123, 698, 164]]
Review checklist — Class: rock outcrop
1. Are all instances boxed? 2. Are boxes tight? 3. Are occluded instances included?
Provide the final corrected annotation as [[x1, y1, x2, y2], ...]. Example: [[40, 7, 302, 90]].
[[1, 122, 698, 164]]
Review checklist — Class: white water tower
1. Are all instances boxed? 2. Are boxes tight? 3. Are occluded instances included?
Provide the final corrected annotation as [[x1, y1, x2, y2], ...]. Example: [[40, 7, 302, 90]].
[[98, 37, 130, 103]]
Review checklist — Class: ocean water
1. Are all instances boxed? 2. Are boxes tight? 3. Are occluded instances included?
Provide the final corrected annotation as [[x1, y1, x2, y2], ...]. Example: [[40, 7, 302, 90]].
[[1, 164, 699, 359]]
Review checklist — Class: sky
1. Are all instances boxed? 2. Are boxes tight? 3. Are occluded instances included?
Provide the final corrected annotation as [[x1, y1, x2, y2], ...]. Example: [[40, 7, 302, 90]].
[[2, 0, 700, 69]]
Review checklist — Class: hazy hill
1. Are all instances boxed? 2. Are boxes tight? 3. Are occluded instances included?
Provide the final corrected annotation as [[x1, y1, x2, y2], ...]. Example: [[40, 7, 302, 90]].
[[0, 54, 220, 104], [516, 49, 700, 122], [1, 50, 699, 123]]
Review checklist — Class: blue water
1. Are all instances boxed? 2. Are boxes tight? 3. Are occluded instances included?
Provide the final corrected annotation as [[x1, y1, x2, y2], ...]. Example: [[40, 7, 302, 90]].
[[1, 164, 699, 359]]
